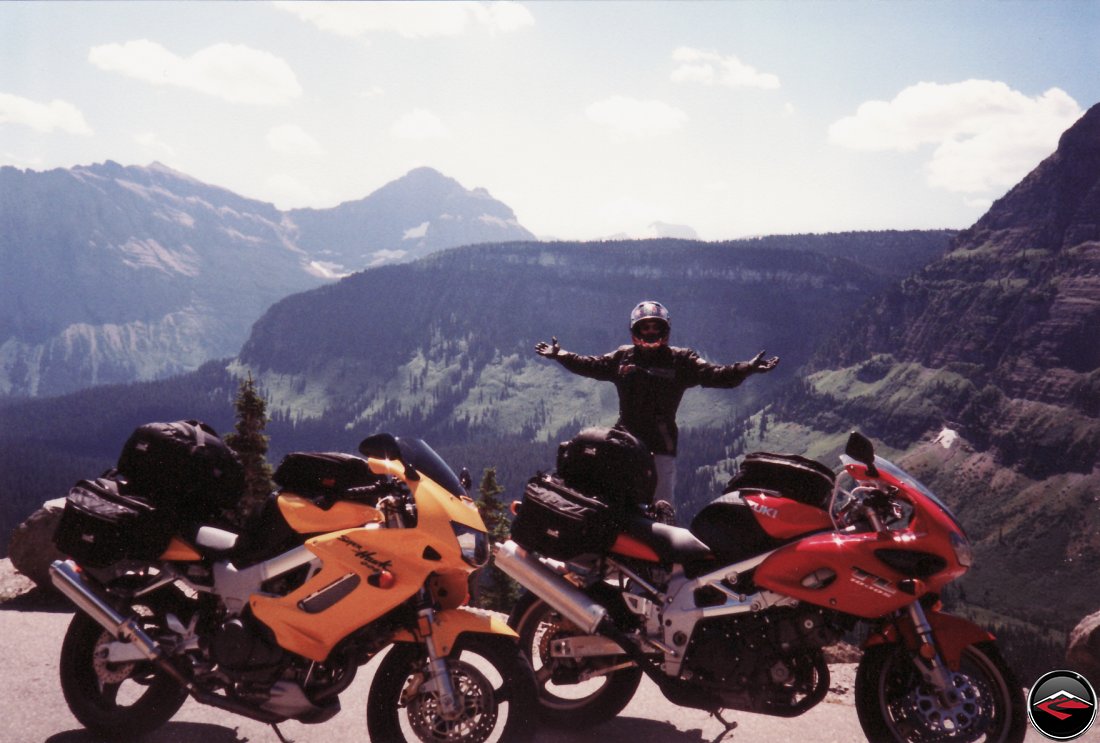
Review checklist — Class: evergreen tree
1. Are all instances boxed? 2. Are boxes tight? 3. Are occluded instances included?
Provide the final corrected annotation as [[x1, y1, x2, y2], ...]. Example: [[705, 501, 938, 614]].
[[224, 372, 274, 523], [474, 467, 519, 612]]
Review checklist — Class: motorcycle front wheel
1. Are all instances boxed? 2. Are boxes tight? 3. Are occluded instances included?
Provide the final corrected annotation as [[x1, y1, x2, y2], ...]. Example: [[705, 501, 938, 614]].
[[855, 640, 1027, 743], [59, 611, 189, 740], [511, 594, 642, 728], [367, 634, 536, 743]]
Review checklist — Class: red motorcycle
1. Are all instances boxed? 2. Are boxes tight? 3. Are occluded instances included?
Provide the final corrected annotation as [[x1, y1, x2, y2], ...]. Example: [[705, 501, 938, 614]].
[[495, 430, 1027, 742]]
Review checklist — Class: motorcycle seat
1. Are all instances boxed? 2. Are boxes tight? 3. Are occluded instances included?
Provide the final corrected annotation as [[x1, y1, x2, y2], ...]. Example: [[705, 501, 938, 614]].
[[622, 514, 714, 566]]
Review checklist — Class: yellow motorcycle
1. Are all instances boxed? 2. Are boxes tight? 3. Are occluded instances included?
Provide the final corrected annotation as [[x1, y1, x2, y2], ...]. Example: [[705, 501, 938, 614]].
[[50, 432, 534, 742]]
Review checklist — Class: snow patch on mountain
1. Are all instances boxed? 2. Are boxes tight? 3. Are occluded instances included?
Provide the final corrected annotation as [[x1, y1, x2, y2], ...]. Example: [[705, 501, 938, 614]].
[[116, 238, 201, 276], [403, 222, 430, 240]]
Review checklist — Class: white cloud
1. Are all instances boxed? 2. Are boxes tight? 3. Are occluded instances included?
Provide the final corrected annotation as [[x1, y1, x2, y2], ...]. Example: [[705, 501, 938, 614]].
[[264, 173, 330, 209], [267, 124, 325, 156], [829, 81, 1082, 192], [670, 47, 780, 90], [391, 109, 450, 139], [0, 93, 92, 134], [135, 132, 176, 159], [586, 96, 687, 139], [274, 1, 534, 39], [88, 40, 301, 105], [369, 248, 408, 266], [1, 152, 45, 168]]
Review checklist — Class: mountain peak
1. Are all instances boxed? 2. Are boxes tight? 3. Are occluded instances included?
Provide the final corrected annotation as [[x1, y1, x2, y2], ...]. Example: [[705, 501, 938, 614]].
[[962, 102, 1100, 250], [403, 166, 449, 180], [373, 167, 468, 203]]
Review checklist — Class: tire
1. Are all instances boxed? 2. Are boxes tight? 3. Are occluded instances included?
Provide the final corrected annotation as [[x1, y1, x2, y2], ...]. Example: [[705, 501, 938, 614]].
[[367, 634, 536, 743], [855, 640, 1027, 743], [510, 594, 642, 728], [59, 612, 189, 740]]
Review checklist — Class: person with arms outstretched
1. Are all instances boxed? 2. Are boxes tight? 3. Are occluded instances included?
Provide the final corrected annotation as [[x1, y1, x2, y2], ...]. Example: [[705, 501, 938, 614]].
[[535, 300, 778, 513]]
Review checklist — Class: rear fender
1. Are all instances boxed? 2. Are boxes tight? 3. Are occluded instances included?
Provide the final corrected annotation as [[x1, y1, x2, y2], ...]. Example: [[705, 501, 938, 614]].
[[391, 607, 518, 656], [864, 609, 995, 669]]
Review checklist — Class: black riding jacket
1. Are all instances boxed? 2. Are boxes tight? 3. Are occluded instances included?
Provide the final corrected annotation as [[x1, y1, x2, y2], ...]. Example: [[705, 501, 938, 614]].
[[552, 345, 756, 456]]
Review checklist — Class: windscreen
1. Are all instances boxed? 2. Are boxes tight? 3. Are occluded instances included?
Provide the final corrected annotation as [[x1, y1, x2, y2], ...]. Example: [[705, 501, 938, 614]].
[[397, 437, 466, 497], [871, 455, 968, 537]]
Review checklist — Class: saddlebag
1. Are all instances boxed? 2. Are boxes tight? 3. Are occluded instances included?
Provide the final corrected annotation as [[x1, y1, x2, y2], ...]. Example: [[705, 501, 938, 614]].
[[510, 474, 623, 561], [54, 477, 170, 567], [724, 451, 836, 508], [273, 452, 379, 502], [117, 420, 245, 521], [556, 426, 657, 506]]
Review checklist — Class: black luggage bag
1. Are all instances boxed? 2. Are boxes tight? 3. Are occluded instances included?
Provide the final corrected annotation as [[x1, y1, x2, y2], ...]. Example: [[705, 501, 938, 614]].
[[273, 452, 379, 501], [54, 476, 170, 567], [724, 451, 836, 509], [510, 474, 623, 561], [556, 426, 657, 506], [117, 420, 245, 521]]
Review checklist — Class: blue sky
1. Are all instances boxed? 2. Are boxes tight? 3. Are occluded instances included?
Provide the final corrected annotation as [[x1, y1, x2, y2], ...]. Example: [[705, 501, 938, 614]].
[[2, 1, 1098, 240]]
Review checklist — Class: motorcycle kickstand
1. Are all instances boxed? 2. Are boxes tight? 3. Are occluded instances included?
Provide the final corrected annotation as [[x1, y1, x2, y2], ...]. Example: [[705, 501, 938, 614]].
[[709, 709, 739, 742], [270, 722, 295, 743]]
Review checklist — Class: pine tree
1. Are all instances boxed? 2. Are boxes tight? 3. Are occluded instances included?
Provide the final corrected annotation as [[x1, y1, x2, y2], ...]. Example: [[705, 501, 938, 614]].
[[224, 372, 274, 524], [474, 467, 519, 612]]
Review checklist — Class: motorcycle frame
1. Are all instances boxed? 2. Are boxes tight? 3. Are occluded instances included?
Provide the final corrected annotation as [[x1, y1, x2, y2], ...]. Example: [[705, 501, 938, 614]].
[[605, 550, 801, 678]]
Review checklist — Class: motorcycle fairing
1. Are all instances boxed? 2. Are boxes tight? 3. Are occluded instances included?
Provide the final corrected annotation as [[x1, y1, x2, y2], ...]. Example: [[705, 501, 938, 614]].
[[742, 493, 833, 539], [754, 529, 966, 619], [251, 458, 488, 662], [390, 607, 518, 656], [864, 609, 995, 670], [369, 456, 489, 534], [277, 494, 383, 533]]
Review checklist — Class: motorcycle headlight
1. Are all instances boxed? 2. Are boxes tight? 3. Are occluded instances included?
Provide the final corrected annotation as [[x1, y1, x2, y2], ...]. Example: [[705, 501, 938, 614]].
[[451, 522, 490, 568], [950, 531, 973, 567]]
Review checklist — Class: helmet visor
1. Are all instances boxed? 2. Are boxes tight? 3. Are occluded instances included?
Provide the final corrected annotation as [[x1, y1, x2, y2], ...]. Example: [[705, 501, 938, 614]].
[[632, 318, 669, 345]]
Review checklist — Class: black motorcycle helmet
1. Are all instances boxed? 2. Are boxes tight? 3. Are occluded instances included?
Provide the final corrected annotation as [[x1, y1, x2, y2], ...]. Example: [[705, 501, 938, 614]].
[[630, 300, 670, 348]]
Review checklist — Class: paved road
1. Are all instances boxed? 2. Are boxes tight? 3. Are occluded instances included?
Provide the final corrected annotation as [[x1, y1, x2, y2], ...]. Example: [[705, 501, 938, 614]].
[[0, 601, 1048, 743]]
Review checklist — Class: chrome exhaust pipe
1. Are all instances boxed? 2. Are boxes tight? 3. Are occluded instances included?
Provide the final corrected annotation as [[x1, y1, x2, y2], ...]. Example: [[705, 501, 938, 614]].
[[492, 540, 609, 634], [49, 559, 164, 663]]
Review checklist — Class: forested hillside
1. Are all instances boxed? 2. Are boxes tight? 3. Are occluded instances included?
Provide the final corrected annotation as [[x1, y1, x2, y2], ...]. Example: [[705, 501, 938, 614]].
[[0, 231, 952, 553]]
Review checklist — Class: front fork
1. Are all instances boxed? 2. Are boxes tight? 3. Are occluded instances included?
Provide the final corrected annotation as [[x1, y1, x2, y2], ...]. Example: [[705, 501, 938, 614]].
[[905, 601, 963, 704], [416, 591, 463, 720]]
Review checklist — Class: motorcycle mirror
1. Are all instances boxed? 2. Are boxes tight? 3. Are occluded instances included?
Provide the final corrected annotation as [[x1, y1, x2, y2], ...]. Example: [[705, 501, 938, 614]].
[[845, 431, 879, 477]]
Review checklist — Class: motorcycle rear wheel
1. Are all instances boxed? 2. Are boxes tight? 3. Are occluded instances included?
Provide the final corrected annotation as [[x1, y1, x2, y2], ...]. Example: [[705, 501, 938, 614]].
[[855, 640, 1027, 743], [367, 635, 536, 743], [511, 594, 643, 728], [59, 611, 188, 740]]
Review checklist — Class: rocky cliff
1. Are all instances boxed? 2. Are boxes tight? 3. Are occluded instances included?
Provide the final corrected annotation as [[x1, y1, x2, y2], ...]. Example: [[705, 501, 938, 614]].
[[749, 104, 1100, 629]]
